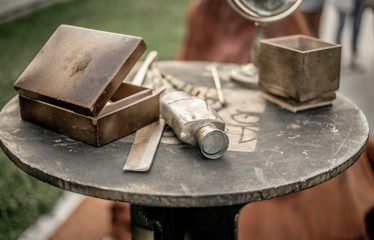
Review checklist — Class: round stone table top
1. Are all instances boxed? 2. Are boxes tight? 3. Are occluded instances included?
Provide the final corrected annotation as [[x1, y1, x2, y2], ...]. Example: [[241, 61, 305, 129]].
[[0, 61, 369, 207]]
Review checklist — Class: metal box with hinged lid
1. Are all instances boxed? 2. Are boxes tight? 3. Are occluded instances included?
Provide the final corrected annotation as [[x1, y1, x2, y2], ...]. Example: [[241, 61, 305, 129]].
[[14, 24, 159, 147]]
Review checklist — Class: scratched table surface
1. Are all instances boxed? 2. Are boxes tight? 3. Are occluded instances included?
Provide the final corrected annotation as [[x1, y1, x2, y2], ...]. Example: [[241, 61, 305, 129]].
[[0, 61, 369, 207]]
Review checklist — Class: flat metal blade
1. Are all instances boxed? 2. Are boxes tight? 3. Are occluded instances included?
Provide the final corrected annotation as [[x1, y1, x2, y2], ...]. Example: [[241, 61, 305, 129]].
[[123, 119, 165, 172]]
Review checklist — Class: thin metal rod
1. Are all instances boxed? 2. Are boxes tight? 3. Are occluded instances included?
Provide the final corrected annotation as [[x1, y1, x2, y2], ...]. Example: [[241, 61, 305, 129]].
[[132, 50, 158, 86], [210, 64, 225, 106]]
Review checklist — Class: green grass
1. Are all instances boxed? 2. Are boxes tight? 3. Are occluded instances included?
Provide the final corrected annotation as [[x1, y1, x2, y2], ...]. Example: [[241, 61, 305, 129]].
[[0, 0, 189, 238]]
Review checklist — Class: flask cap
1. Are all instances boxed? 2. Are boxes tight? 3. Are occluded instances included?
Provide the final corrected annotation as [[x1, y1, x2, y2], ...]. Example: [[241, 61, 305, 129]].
[[195, 124, 229, 159]]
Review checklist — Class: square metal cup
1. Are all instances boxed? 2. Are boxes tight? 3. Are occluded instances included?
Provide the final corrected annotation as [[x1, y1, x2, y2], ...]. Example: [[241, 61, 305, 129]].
[[258, 35, 341, 102]]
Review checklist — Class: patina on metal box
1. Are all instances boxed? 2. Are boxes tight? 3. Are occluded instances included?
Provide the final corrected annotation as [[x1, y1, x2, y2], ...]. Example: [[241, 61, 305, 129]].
[[13, 24, 159, 147], [258, 35, 341, 103]]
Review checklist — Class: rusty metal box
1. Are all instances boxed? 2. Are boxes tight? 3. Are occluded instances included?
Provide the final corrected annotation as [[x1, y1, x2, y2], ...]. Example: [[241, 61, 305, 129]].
[[258, 35, 341, 103], [13, 25, 159, 147]]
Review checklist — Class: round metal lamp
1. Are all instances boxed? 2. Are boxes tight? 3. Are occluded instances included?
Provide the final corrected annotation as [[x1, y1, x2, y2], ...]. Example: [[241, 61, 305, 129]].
[[226, 0, 303, 87]]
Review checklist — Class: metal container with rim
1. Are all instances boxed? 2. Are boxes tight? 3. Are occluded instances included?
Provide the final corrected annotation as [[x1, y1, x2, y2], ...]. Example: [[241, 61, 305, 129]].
[[258, 35, 341, 111]]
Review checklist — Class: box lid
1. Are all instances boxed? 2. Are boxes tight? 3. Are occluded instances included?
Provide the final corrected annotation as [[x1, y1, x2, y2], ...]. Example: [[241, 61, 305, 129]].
[[14, 24, 146, 116]]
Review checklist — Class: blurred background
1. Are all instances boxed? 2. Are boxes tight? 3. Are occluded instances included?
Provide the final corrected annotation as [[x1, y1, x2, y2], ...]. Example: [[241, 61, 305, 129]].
[[0, 0, 373, 239]]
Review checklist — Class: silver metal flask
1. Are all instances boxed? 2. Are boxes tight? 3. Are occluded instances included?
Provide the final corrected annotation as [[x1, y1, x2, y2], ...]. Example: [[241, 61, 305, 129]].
[[160, 91, 229, 159]]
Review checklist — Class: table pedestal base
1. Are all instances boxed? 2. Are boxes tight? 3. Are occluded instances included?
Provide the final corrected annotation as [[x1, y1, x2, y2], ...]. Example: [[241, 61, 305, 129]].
[[131, 204, 245, 240]]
